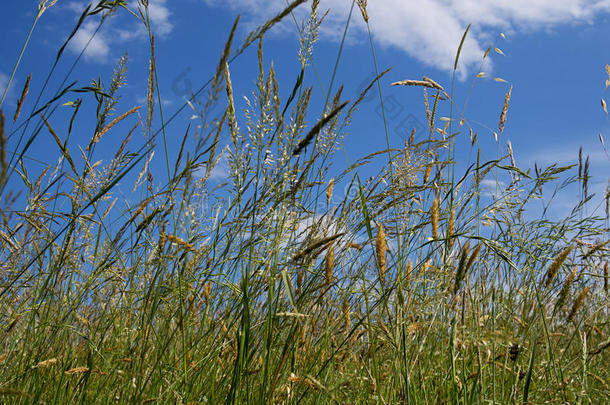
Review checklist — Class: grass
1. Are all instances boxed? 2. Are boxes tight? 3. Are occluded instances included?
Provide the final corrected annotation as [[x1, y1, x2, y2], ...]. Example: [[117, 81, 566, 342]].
[[0, 1, 608, 403]]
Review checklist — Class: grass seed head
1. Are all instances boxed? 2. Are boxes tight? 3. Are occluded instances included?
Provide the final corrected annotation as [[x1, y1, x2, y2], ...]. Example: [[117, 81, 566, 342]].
[[325, 243, 335, 286], [147, 35, 155, 130], [454, 241, 471, 294], [498, 85, 512, 135], [567, 286, 590, 322], [13, 73, 31, 123], [447, 209, 455, 249], [376, 223, 387, 283], [465, 243, 482, 274], [544, 246, 573, 287], [342, 298, 351, 330], [203, 282, 212, 304], [356, 0, 368, 22], [326, 178, 334, 206], [405, 260, 413, 286], [65, 367, 89, 375], [553, 267, 577, 317]]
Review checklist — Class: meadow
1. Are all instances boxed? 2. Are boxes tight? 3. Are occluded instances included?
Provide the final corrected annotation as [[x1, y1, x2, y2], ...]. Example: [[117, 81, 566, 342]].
[[0, 0, 608, 403]]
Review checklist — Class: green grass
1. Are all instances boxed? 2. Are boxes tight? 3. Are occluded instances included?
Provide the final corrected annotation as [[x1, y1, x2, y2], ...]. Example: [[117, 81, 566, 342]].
[[0, 1, 608, 404]]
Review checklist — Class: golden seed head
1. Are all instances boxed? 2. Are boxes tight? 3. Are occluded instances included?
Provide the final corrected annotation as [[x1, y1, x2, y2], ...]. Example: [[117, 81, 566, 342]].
[[342, 298, 351, 330], [147, 52, 155, 130], [13, 73, 32, 123], [465, 243, 482, 274], [203, 282, 213, 304], [164, 234, 196, 253], [567, 286, 590, 322], [447, 209, 455, 249], [405, 260, 413, 285], [326, 178, 334, 206], [325, 244, 335, 286], [423, 163, 432, 184], [347, 242, 363, 250], [65, 366, 89, 375], [499, 85, 512, 135], [553, 267, 577, 317], [454, 241, 471, 294], [35, 358, 58, 368], [356, 0, 368, 22], [544, 246, 573, 287]]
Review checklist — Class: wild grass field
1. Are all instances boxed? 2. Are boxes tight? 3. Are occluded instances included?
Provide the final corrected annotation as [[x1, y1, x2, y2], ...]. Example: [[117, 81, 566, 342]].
[[0, 1, 609, 403]]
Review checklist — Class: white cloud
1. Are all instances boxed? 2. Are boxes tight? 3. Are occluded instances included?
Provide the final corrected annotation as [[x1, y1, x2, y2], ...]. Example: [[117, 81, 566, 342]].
[[203, 0, 610, 77], [65, 2, 86, 14], [0, 72, 17, 105], [208, 152, 231, 181], [480, 178, 509, 199], [520, 140, 609, 168], [0, 72, 8, 93], [145, 0, 173, 36], [68, 20, 110, 62], [135, 95, 173, 108], [66, 0, 173, 62]]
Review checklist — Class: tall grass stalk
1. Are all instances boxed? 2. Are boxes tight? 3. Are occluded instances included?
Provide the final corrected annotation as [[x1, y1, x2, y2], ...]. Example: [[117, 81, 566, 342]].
[[0, 2, 608, 404]]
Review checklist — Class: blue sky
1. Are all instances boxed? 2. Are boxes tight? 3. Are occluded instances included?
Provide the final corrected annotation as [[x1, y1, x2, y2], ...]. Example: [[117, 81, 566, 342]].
[[1, 0, 609, 219]]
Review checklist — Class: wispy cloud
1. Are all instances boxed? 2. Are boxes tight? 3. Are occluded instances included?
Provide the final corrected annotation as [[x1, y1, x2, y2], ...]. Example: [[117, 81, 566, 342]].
[[480, 178, 508, 199], [0, 72, 9, 93], [203, 0, 610, 77], [143, 0, 173, 36], [0, 71, 18, 106], [519, 139, 610, 168], [68, 20, 111, 62], [65, 0, 173, 62]]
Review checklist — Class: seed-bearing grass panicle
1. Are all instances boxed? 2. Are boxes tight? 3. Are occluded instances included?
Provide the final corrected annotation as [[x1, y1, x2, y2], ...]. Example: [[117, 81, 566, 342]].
[[430, 197, 440, 239], [423, 161, 432, 184], [553, 267, 578, 317], [347, 242, 362, 250], [544, 246, 573, 287], [356, 0, 368, 23], [13, 73, 31, 123], [466, 243, 482, 274], [507, 141, 519, 181], [88, 106, 141, 151], [325, 243, 335, 286], [292, 99, 349, 156], [391, 79, 444, 91], [224, 62, 238, 144], [326, 178, 334, 206], [567, 286, 590, 322], [146, 35, 155, 130], [405, 260, 413, 286], [454, 241, 471, 294], [203, 282, 212, 305], [342, 297, 351, 330], [447, 209, 455, 250], [498, 85, 512, 135], [423, 88, 432, 129], [376, 223, 387, 284], [164, 234, 196, 253]]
